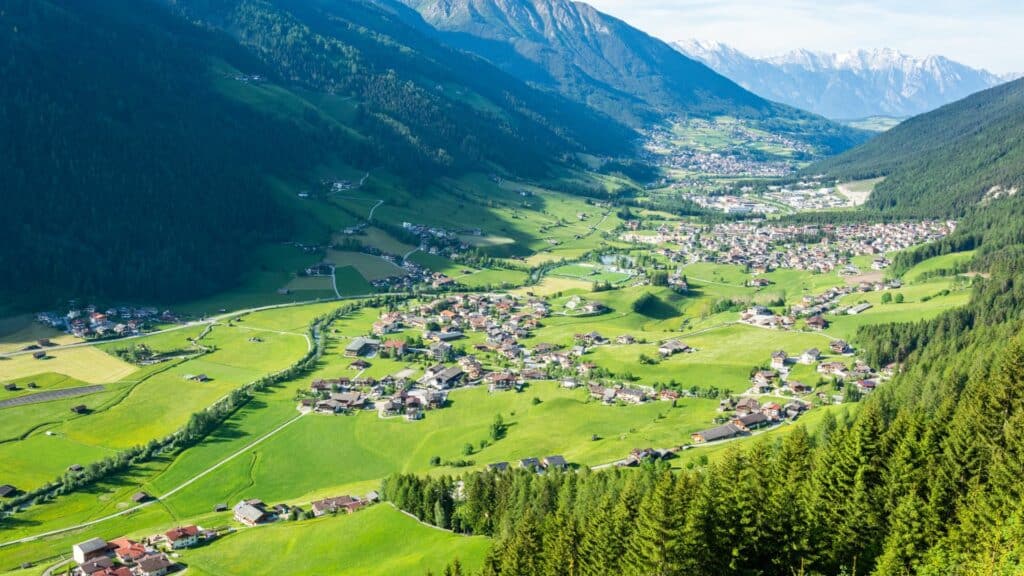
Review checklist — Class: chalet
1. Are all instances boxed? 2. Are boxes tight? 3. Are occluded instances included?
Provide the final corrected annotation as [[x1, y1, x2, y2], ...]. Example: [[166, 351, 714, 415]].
[[405, 406, 423, 421], [348, 359, 370, 370], [800, 348, 821, 365], [691, 423, 744, 444], [581, 302, 607, 315], [344, 337, 380, 358], [233, 500, 271, 526], [818, 362, 847, 377], [310, 380, 331, 393], [788, 381, 812, 394], [617, 388, 648, 405], [420, 366, 464, 390], [733, 412, 770, 431], [770, 351, 788, 370], [109, 538, 148, 564], [0, 484, 15, 498], [382, 340, 407, 357], [806, 316, 828, 331], [830, 340, 851, 354], [135, 553, 173, 576], [734, 397, 761, 416], [659, 389, 681, 402], [487, 462, 509, 472], [486, 372, 517, 392], [311, 495, 364, 517], [543, 455, 568, 471], [72, 538, 110, 565], [761, 402, 782, 420], [372, 320, 399, 336], [331, 391, 365, 410], [753, 370, 776, 389], [79, 557, 115, 574], [429, 342, 453, 361], [615, 334, 636, 345], [164, 525, 200, 549], [519, 457, 541, 471], [857, 379, 879, 394], [658, 340, 691, 357]]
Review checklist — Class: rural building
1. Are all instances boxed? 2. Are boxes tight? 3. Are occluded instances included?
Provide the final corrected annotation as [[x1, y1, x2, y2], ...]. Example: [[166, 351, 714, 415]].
[[519, 457, 541, 470], [800, 348, 821, 364], [72, 537, 110, 565], [311, 495, 364, 517], [487, 462, 509, 472], [233, 500, 271, 526], [164, 525, 200, 549], [543, 455, 568, 471], [70, 404, 88, 414], [848, 303, 873, 315], [0, 484, 15, 498], [132, 491, 151, 503], [770, 350, 788, 370], [733, 412, 770, 430], [109, 537, 148, 563], [806, 316, 828, 330], [32, 351, 47, 360], [658, 340, 691, 357], [691, 423, 745, 444], [344, 337, 380, 357], [135, 553, 173, 576]]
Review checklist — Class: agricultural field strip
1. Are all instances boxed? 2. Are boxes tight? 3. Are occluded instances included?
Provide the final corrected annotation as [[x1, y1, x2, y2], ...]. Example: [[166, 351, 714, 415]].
[[0, 412, 308, 548], [0, 385, 105, 409]]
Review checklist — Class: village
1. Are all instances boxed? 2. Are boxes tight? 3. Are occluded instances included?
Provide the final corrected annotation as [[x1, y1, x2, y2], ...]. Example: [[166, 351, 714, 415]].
[[35, 305, 177, 340], [61, 490, 380, 576], [622, 219, 955, 273]]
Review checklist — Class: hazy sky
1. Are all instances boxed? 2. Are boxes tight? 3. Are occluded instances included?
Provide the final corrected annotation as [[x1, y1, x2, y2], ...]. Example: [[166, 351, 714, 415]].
[[585, 0, 1021, 74]]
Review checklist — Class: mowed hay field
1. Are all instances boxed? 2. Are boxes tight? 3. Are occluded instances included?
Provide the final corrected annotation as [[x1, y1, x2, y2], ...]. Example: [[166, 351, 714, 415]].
[[0, 346, 135, 384], [326, 250, 405, 281], [182, 505, 490, 576], [0, 314, 80, 354]]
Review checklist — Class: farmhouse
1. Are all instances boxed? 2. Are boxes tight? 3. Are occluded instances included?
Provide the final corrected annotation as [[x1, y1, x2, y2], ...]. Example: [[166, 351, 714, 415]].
[[830, 340, 851, 354], [233, 500, 271, 526], [800, 348, 821, 364], [658, 340, 691, 357], [344, 337, 380, 357], [72, 537, 110, 565], [770, 350, 788, 370], [311, 495, 364, 517], [135, 553, 173, 576], [543, 455, 568, 471], [691, 423, 744, 444], [735, 397, 761, 416], [733, 412, 770, 431], [806, 316, 829, 331], [109, 538, 148, 563], [519, 457, 541, 470], [616, 387, 648, 404], [164, 525, 200, 549]]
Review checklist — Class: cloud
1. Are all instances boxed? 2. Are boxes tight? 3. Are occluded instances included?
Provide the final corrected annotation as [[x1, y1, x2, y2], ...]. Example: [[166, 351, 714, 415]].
[[583, 0, 1023, 73]]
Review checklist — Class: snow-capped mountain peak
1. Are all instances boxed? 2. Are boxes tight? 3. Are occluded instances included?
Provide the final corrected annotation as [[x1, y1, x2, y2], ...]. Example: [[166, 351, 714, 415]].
[[673, 40, 1007, 119]]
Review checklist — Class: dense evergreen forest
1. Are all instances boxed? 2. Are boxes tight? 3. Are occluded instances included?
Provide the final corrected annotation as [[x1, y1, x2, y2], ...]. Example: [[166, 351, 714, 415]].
[[813, 77, 1024, 217], [0, 0, 629, 305]]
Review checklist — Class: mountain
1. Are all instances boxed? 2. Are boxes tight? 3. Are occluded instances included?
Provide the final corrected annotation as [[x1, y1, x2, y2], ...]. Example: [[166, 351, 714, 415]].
[[675, 40, 1009, 120], [0, 0, 635, 305], [812, 77, 1024, 217], [392, 0, 867, 154]]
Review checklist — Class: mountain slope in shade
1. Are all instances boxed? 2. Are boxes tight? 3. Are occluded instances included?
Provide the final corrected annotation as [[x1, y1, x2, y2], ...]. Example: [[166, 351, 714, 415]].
[[812, 77, 1024, 217], [675, 40, 1009, 119], [392, 0, 867, 154]]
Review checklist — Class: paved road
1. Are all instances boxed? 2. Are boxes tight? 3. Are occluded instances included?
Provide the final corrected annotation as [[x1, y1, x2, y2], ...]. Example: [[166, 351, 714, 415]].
[[367, 199, 384, 221], [0, 385, 106, 409]]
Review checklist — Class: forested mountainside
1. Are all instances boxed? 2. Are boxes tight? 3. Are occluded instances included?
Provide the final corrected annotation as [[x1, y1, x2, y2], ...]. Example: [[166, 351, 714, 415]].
[[0, 0, 628, 304], [383, 81, 1024, 576], [813, 77, 1024, 217], [675, 41, 1008, 120], [392, 0, 869, 154]]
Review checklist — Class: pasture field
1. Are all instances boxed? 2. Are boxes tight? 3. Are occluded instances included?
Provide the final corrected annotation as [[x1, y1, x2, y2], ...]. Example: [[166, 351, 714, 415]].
[[331, 266, 375, 296], [283, 274, 336, 296], [182, 505, 489, 576], [825, 277, 972, 341], [456, 269, 530, 289], [408, 252, 473, 275], [325, 250, 406, 281], [0, 315, 80, 354], [901, 250, 976, 283], [0, 373, 89, 402], [0, 347, 135, 384], [549, 263, 631, 285], [344, 226, 416, 256]]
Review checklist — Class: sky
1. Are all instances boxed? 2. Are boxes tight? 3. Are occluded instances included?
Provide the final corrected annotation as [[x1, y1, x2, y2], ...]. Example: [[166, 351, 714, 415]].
[[585, 0, 1021, 74]]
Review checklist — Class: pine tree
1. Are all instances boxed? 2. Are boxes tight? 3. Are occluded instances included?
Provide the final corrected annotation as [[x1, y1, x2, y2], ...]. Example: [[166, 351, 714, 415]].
[[623, 471, 685, 576]]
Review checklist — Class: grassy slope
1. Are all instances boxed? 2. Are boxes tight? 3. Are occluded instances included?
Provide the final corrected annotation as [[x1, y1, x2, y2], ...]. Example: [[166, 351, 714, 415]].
[[182, 505, 489, 576]]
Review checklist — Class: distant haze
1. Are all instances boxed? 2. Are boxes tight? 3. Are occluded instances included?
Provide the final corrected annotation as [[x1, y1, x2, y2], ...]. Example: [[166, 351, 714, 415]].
[[585, 0, 1021, 76]]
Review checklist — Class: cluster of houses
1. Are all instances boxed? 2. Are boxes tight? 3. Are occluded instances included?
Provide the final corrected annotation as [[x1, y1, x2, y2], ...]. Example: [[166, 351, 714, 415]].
[[488, 455, 569, 473], [789, 280, 901, 320], [36, 305, 175, 340], [693, 397, 809, 444], [69, 523, 211, 576], [232, 492, 377, 527], [762, 181, 861, 211], [622, 220, 954, 274], [645, 121, 806, 178]]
